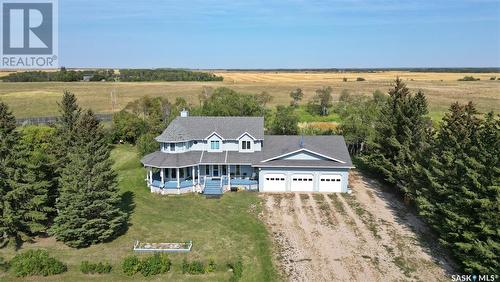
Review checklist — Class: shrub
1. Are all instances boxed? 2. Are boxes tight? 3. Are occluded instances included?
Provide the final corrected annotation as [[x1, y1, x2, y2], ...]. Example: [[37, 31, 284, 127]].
[[356, 77, 366, 81], [182, 259, 206, 274], [490, 77, 496, 80], [228, 258, 243, 282], [122, 255, 141, 276], [342, 77, 347, 82], [10, 250, 67, 277], [0, 256, 9, 272], [139, 253, 171, 277], [458, 76, 480, 81], [206, 259, 216, 273], [80, 260, 112, 274]]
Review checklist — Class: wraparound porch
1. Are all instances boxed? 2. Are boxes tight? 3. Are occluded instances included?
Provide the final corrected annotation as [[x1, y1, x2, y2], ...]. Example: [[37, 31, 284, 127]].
[[145, 164, 259, 195]]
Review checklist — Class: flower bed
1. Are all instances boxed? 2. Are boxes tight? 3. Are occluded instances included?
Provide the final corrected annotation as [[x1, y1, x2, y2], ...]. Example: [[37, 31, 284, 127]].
[[133, 240, 192, 253]]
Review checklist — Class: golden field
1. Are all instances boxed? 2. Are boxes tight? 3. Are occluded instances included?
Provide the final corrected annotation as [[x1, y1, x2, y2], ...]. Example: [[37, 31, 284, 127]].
[[0, 71, 498, 118]]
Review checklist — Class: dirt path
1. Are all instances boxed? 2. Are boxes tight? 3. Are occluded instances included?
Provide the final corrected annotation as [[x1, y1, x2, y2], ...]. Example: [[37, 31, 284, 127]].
[[260, 170, 456, 282]]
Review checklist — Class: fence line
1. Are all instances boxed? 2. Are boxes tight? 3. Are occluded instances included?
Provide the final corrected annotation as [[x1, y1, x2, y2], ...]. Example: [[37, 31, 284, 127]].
[[16, 113, 113, 125]]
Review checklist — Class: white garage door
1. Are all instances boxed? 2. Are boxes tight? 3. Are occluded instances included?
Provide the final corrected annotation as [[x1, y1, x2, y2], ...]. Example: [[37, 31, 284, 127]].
[[291, 174, 314, 192], [319, 174, 342, 192], [263, 173, 286, 192]]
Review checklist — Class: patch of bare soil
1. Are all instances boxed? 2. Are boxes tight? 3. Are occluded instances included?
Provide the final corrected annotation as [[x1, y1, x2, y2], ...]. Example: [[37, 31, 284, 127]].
[[260, 170, 456, 281]]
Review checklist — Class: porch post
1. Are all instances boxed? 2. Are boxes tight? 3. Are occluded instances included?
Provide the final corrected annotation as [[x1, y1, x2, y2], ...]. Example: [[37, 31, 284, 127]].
[[228, 165, 231, 189], [160, 168, 164, 186], [192, 166, 196, 185], [148, 168, 153, 185], [176, 168, 180, 188], [198, 165, 201, 186]]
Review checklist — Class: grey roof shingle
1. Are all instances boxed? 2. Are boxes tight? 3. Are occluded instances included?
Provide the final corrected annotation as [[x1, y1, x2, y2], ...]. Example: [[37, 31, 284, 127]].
[[259, 135, 353, 167], [156, 116, 264, 142], [141, 151, 202, 168], [141, 135, 353, 169]]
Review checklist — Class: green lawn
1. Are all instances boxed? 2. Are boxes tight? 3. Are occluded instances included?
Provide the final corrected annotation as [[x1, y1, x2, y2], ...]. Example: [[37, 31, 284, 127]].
[[0, 145, 279, 281]]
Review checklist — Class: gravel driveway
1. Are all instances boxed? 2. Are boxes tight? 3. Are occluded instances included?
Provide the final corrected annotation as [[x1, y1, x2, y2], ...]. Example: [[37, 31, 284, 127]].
[[260, 170, 455, 281]]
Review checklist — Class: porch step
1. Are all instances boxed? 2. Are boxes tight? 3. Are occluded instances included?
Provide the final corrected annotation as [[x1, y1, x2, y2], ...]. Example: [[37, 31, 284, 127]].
[[204, 180, 223, 196]]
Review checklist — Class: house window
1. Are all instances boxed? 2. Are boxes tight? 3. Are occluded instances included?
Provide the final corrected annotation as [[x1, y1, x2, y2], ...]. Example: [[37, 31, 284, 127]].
[[222, 165, 227, 175], [241, 141, 251, 150], [235, 165, 241, 176], [180, 168, 185, 178], [170, 143, 175, 152], [210, 140, 220, 150], [171, 169, 176, 178], [205, 165, 210, 175]]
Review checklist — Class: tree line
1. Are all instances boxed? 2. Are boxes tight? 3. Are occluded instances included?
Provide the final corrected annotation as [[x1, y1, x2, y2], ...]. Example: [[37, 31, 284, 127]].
[[2, 68, 116, 82], [2, 68, 224, 82], [0, 92, 127, 248], [119, 69, 223, 82], [348, 79, 499, 274]]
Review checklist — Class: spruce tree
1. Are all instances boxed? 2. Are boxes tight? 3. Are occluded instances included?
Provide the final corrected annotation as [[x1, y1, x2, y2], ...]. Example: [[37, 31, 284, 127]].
[[51, 110, 126, 248], [4, 140, 54, 242], [363, 78, 431, 199], [0, 102, 18, 245], [416, 103, 499, 273], [54, 91, 81, 169], [49, 91, 81, 203]]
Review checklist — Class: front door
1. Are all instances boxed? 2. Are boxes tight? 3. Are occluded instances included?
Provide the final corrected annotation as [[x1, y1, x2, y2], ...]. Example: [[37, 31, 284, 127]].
[[212, 165, 220, 177]]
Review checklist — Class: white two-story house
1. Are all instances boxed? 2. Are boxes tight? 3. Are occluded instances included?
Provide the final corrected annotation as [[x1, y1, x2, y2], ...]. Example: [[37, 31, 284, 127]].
[[141, 110, 353, 196]]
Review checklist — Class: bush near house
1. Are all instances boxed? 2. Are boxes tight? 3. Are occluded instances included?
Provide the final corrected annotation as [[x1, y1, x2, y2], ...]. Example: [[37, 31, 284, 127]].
[[181, 258, 217, 275], [80, 261, 112, 274], [139, 253, 171, 277], [228, 258, 244, 282], [122, 255, 141, 276], [122, 254, 171, 277], [9, 250, 67, 277]]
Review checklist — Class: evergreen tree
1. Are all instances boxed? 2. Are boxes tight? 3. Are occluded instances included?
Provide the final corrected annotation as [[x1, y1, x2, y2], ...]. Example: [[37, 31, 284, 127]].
[[51, 110, 126, 248], [0, 102, 18, 245], [50, 91, 81, 202], [54, 91, 81, 166], [3, 139, 54, 243], [415, 103, 499, 273], [362, 78, 431, 198]]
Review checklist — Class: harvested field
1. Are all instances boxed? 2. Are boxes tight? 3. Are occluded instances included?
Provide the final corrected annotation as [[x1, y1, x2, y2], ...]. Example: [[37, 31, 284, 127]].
[[260, 170, 455, 281], [0, 71, 498, 118]]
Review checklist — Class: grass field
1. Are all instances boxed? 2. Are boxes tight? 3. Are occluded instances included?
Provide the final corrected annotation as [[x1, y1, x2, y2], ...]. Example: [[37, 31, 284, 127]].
[[0, 71, 498, 118], [0, 145, 278, 281]]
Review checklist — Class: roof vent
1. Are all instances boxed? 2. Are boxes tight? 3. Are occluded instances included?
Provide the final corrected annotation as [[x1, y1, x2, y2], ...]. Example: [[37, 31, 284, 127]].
[[180, 109, 189, 117], [299, 135, 305, 148]]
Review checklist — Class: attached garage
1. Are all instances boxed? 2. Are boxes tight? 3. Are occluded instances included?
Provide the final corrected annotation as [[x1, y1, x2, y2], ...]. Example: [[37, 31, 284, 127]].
[[262, 173, 286, 192], [257, 138, 354, 193], [290, 174, 314, 192], [319, 174, 342, 192]]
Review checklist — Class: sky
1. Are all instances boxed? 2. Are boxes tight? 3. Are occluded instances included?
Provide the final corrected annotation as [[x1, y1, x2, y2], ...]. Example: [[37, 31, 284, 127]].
[[59, 0, 500, 69]]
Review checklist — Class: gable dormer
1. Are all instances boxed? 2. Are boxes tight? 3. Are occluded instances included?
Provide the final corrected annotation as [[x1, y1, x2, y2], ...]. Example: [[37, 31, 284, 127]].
[[238, 132, 256, 153], [206, 132, 223, 152]]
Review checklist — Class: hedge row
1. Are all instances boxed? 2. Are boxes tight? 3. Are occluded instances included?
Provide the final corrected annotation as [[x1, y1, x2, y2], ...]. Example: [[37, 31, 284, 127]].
[[2, 250, 243, 279]]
